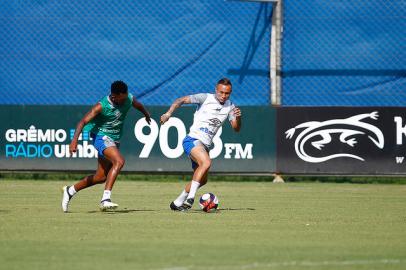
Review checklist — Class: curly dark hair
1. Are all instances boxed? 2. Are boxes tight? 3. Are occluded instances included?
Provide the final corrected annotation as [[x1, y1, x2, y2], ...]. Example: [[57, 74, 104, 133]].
[[111, 81, 128, 94]]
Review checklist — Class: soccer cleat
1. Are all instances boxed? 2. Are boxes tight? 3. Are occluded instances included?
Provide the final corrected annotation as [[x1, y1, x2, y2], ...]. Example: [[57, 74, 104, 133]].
[[61, 186, 73, 213], [99, 199, 119, 211], [181, 198, 194, 210], [170, 201, 185, 211]]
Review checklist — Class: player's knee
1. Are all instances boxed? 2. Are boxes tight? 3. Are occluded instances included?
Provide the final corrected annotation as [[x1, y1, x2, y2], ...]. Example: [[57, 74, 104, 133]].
[[200, 159, 211, 171], [93, 175, 106, 183], [114, 158, 125, 169]]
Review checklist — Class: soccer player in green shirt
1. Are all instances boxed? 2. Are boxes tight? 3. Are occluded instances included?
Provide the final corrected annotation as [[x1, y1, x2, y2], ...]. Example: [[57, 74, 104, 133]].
[[61, 81, 151, 212]]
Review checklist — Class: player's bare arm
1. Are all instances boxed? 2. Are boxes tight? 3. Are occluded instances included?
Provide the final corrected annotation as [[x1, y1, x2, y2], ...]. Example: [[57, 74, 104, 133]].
[[160, 96, 192, 124], [230, 107, 242, 132], [132, 97, 151, 124], [69, 103, 102, 155]]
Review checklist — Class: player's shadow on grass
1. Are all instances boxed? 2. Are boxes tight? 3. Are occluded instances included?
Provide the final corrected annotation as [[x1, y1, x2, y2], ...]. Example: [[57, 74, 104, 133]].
[[87, 209, 158, 214], [218, 208, 255, 211], [0, 210, 11, 214], [188, 208, 256, 214], [86, 208, 255, 214]]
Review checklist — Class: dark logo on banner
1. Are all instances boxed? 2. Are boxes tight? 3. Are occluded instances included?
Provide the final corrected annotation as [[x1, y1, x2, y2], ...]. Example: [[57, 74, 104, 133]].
[[285, 111, 384, 163]]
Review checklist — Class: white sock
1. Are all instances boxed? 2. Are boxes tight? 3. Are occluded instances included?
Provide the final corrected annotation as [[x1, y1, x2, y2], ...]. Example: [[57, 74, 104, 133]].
[[68, 186, 77, 196], [187, 180, 200, 200], [101, 190, 111, 202], [174, 190, 189, 207]]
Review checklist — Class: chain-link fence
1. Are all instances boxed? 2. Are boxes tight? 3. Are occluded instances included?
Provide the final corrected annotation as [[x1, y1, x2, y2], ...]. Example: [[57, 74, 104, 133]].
[[1, 1, 405, 107], [0, 0, 271, 105], [282, 1, 406, 106]]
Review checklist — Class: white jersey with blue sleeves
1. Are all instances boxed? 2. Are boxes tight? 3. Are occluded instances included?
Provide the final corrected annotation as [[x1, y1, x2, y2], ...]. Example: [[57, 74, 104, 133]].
[[188, 93, 236, 147]]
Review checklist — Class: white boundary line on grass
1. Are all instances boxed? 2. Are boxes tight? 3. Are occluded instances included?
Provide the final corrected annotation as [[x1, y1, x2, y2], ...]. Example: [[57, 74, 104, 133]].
[[161, 259, 404, 270]]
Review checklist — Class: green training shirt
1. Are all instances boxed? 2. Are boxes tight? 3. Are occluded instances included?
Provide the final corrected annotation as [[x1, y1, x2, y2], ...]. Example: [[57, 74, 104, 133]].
[[84, 93, 133, 141]]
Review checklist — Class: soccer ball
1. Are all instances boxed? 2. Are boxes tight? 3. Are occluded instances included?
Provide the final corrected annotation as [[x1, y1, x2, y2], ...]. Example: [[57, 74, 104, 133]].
[[199, 193, 219, 212]]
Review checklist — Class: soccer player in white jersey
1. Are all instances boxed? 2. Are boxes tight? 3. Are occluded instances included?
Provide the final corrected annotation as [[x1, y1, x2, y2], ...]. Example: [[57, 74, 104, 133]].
[[160, 78, 242, 211]]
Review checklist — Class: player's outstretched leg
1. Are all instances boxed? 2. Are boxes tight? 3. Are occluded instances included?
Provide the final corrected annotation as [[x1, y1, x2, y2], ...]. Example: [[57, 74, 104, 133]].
[[170, 162, 208, 211], [61, 157, 111, 213], [181, 147, 211, 211], [170, 141, 210, 211], [99, 147, 124, 211]]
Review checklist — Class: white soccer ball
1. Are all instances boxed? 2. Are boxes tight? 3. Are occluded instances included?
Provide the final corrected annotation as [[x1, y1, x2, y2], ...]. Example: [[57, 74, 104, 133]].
[[199, 192, 219, 212]]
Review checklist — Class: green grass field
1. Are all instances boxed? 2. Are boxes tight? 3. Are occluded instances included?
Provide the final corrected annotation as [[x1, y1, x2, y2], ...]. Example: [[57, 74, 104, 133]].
[[0, 180, 405, 270]]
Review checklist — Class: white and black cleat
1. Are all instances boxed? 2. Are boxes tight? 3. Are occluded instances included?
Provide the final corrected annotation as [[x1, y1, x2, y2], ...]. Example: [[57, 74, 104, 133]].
[[181, 198, 194, 211], [61, 186, 73, 213], [100, 199, 119, 211], [170, 201, 185, 211]]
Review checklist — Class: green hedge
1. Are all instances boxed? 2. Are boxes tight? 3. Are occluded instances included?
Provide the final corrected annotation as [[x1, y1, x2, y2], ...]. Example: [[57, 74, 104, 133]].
[[1, 172, 406, 184]]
